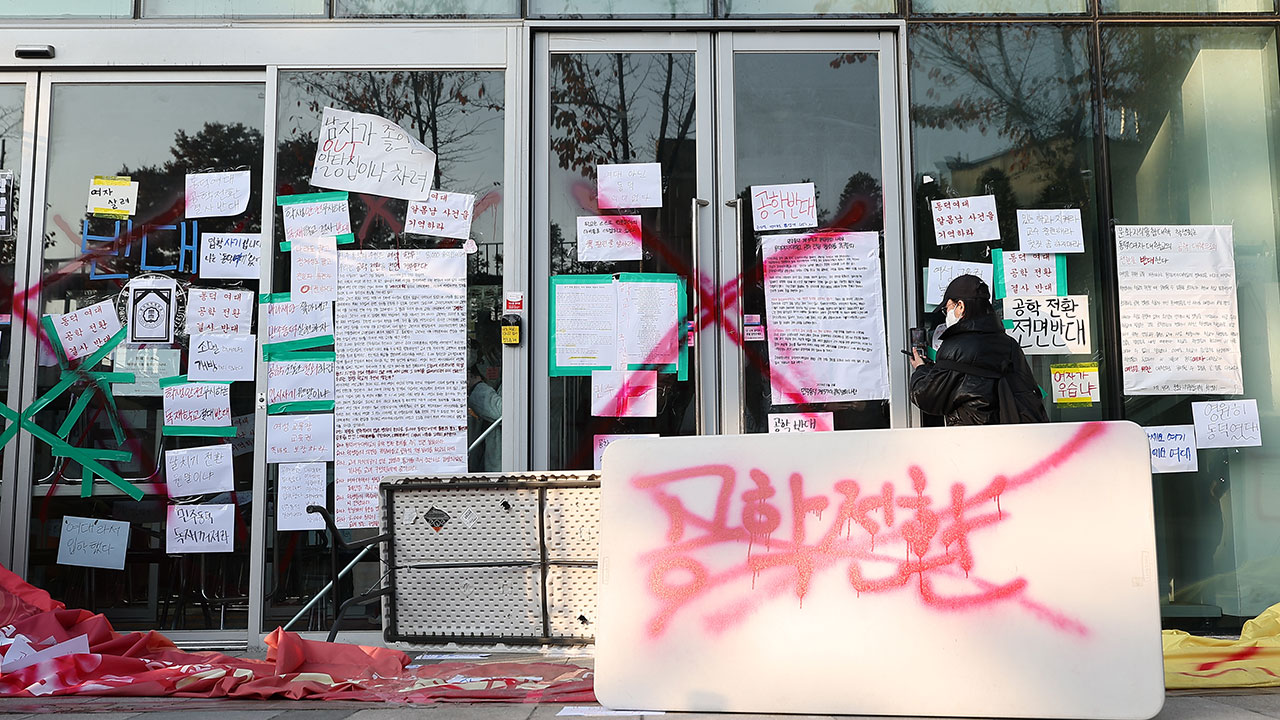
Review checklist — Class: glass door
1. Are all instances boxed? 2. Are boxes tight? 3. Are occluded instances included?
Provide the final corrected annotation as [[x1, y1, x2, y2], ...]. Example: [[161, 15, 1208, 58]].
[[534, 31, 906, 469]]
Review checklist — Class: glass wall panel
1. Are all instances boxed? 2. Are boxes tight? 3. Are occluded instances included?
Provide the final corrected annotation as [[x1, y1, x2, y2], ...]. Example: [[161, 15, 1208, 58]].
[[335, 0, 518, 16], [1101, 0, 1272, 12], [545, 51, 699, 469], [911, 0, 1086, 13], [909, 24, 1110, 423], [269, 70, 505, 632], [0, 0, 131, 17], [143, 0, 326, 17], [529, 0, 711, 17], [0, 84, 25, 563], [29, 82, 264, 631], [1102, 25, 1280, 628], [721, 0, 893, 14]]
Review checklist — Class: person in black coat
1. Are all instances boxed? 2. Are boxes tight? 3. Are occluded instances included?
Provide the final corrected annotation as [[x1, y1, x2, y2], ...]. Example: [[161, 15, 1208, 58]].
[[908, 274, 1044, 426]]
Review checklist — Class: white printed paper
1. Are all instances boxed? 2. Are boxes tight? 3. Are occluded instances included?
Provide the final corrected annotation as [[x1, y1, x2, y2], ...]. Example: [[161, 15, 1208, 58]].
[[406, 190, 476, 240], [267, 413, 335, 463], [166, 504, 234, 553], [280, 195, 350, 242], [763, 232, 890, 405], [618, 281, 679, 367], [268, 359, 336, 409], [311, 107, 437, 200], [164, 445, 234, 498], [751, 182, 817, 232], [577, 215, 642, 262], [597, 163, 662, 209], [554, 283, 618, 369], [743, 325, 766, 342], [185, 288, 254, 335], [1116, 225, 1242, 395], [262, 298, 333, 347], [768, 412, 834, 433], [277, 462, 327, 531], [199, 233, 262, 280], [1000, 252, 1060, 298], [335, 250, 467, 528], [188, 333, 256, 382], [185, 170, 251, 219], [924, 259, 993, 306], [1145, 425, 1198, 474], [86, 176, 138, 218], [162, 381, 231, 427], [591, 370, 658, 417], [292, 235, 339, 302], [931, 194, 999, 245], [50, 300, 121, 361], [127, 277, 176, 344], [0, 634, 89, 675], [1005, 295, 1090, 355], [112, 347, 180, 396], [56, 516, 129, 570], [593, 434, 659, 471], [1017, 209, 1084, 253], [1192, 399, 1262, 449]]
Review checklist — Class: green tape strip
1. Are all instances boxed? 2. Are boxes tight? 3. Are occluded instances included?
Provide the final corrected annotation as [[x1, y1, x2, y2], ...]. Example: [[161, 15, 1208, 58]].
[[279, 232, 355, 253], [56, 389, 96, 440], [262, 335, 335, 360], [991, 249, 1006, 300], [267, 350, 336, 363], [98, 379, 127, 446], [24, 374, 78, 419], [39, 315, 70, 368], [52, 447, 132, 462], [276, 191, 348, 206], [162, 425, 237, 438], [0, 402, 143, 500], [79, 326, 128, 371], [81, 465, 92, 499], [260, 292, 291, 304], [1056, 253, 1069, 296], [268, 400, 336, 414], [158, 374, 233, 388], [89, 372, 136, 383]]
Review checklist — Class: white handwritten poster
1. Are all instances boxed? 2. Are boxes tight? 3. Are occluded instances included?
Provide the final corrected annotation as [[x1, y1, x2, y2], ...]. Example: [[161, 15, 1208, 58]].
[[279, 193, 351, 242], [335, 250, 468, 529], [578, 215, 642, 262], [1192, 399, 1262, 448], [762, 232, 890, 406], [997, 251, 1062, 298], [57, 516, 129, 570], [1116, 225, 1242, 395], [166, 504, 234, 553], [1004, 295, 1090, 355], [291, 235, 339, 302], [768, 412, 835, 433], [597, 163, 662, 209], [1050, 362, 1100, 405], [199, 233, 262, 280], [262, 297, 333, 347], [162, 381, 231, 428], [50, 299, 121, 361], [185, 288, 254, 335], [311, 107, 436, 200], [406, 190, 475, 240], [231, 413, 255, 457], [164, 444, 234, 498], [267, 358, 336, 412], [930, 194, 999, 245], [185, 170, 251, 219], [924, 259, 993, 306], [553, 282, 618, 370], [266, 413, 335, 463], [187, 334, 256, 382], [751, 183, 817, 232], [591, 370, 658, 417], [87, 176, 138, 219], [593, 433, 659, 471], [277, 462, 327, 532], [1145, 425, 1198, 474], [1017, 209, 1084, 253]]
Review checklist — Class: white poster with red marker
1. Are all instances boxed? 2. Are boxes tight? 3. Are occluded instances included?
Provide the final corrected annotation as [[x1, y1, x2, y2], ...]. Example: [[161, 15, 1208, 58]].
[[578, 215, 642, 262]]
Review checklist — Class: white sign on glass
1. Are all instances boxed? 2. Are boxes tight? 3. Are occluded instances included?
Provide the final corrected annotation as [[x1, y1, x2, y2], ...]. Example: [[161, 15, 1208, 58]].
[[924, 259, 993, 306], [768, 412, 835, 433], [291, 235, 339, 303], [199, 233, 262, 280], [591, 370, 658, 417], [930, 194, 1000, 245], [262, 298, 333, 347], [57, 516, 129, 570], [185, 170, 251, 219], [166, 504, 235, 553], [406, 190, 476, 240], [162, 381, 232, 428], [164, 445, 234, 498], [267, 413, 336, 463], [593, 433, 660, 471], [187, 333, 256, 382], [1004, 295, 1091, 355], [277, 462, 328, 532], [577, 215, 642, 262], [597, 163, 662, 209], [750, 183, 817, 232], [86, 176, 138, 218], [267, 359, 336, 410], [1145, 425, 1198, 474], [126, 277, 177, 344], [49, 299, 121, 361], [185, 288, 254, 335], [1192, 399, 1262, 449], [311, 107, 437, 200], [999, 251, 1060, 298], [280, 194, 351, 242], [1017, 209, 1084, 253]]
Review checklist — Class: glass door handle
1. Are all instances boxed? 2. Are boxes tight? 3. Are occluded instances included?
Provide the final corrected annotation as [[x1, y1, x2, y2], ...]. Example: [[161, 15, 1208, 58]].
[[724, 198, 745, 431], [690, 197, 710, 435]]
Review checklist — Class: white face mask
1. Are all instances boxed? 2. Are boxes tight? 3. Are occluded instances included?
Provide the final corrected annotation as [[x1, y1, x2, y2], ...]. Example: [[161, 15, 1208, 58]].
[[945, 306, 962, 328]]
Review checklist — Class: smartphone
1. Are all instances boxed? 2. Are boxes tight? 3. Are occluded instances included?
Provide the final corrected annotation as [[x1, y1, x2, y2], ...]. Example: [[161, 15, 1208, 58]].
[[909, 327, 927, 355]]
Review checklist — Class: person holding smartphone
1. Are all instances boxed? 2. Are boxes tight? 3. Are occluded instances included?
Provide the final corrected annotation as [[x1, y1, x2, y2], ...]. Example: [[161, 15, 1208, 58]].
[[907, 274, 1047, 426]]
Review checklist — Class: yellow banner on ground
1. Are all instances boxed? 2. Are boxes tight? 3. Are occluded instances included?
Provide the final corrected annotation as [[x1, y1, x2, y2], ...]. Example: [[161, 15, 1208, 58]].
[[1165, 603, 1280, 688]]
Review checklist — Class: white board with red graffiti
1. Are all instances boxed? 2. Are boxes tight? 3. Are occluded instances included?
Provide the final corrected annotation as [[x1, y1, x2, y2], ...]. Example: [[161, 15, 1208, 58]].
[[596, 421, 1163, 719]]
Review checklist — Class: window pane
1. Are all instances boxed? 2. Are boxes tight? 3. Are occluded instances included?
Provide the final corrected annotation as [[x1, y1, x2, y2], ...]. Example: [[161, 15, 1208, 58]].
[[911, 0, 1086, 12], [143, 0, 325, 16], [335, 0, 518, 16], [0, 0, 130, 17], [908, 24, 1109, 421], [1101, 0, 1272, 12], [1102, 25, 1280, 629], [270, 70, 505, 632], [0, 84, 25, 533], [529, 0, 710, 16], [722, 0, 893, 14], [31, 82, 264, 632]]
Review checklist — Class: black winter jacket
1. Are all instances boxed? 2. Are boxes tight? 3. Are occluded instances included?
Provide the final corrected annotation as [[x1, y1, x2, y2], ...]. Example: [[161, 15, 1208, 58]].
[[909, 312, 1041, 426]]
